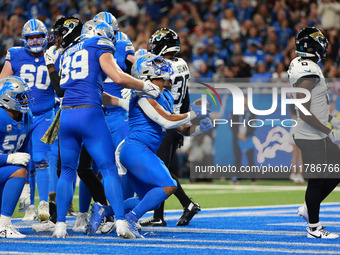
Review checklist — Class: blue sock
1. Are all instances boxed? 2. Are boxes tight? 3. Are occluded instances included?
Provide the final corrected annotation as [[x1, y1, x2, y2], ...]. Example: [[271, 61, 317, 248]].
[[49, 154, 58, 193], [100, 163, 124, 220], [79, 180, 92, 213], [29, 171, 36, 205], [124, 197, 140, 214], [56, 166, 76, 222], [133, 187, 168, 219], [120, 175, 134, 200], [1, 177, 25, 216], [36, 168, 50, 202]]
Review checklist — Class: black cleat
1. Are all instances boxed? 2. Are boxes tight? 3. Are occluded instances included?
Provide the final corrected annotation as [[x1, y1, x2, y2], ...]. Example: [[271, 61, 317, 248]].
[[140, 216, 166, 227], [176, 202, 201, 226]]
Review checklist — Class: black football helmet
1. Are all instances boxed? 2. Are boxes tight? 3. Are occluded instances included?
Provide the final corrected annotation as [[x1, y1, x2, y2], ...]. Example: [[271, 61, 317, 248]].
[[148, 28, 180, 56], [295, 27, 329, 62], [51, 16, 83, 50]]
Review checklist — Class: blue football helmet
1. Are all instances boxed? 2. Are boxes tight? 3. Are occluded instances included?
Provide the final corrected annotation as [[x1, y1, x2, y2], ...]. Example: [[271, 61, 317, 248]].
[[132, 52, 173, 80], [22, 19, 48, 53], [93, 12, 119, 34], [0, 76, 33, 113]]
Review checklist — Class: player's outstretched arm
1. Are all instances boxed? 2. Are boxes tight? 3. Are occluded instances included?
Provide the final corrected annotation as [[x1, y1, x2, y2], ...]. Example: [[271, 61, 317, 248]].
[[99, 53, 160, 97], [102, 92, 129, 111], [138, 97, 202, 129], [177, 117, 214, 136], [0, 61, 14, 79], [45, 46, 64, 97]]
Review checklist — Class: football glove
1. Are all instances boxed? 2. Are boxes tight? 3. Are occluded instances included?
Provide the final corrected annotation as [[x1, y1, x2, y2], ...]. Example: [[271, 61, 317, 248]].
[[328, 129, 340, 144], [44, 46, 59, 66], [330, 116, 340, 130], [121, 88, 132, 100], [7, 152, 31, 166], [19, 183, 31, 212], [117, 98, 129, 112], [200, 118, 213, 132], [142, 80, 160, 98], [190, 104, 211, 119]]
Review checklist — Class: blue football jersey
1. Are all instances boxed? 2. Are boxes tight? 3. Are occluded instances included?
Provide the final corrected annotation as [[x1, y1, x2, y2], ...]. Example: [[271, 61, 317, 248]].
[[6, 47, 58, 115], [126, 89, 174, 153], [0, 108, 33, 166], [60, 36, 115, 108], [103, 33, 135, 113]]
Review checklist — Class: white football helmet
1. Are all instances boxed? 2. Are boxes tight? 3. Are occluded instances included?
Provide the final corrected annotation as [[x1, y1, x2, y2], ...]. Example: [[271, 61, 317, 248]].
[[80, 20, 115, 43], [131, 52, 173, 80], [21, 19, 48, 53], [0, 76, 33, 113]]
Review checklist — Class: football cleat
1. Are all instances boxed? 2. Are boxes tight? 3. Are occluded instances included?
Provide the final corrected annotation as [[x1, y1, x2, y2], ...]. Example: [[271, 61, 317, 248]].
[[38, 201, 50, 222], [32, 220, 55, 232], [125, 212, 144, 239], [116, 219, 137, 239], [0, 225, 26, 238], [176, 202, 201, 226], [140, 216, 166, 227], [22, 205, 37, 221], [298, 203, 309, 223], [72, 212, 88, 232], [98, 217, 115, 234], [307, 226, 339, 239], [52, 222, 67, 238], [88, 202, 105, 236]]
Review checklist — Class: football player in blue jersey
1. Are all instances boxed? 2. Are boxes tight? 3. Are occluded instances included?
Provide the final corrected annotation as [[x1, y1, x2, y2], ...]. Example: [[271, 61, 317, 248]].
[[0, 19, 58, 222], [79, 12, 136, 235], [0, 76, 33, 238], [52, 20, 161, 239], [117, 53, 213, 238]]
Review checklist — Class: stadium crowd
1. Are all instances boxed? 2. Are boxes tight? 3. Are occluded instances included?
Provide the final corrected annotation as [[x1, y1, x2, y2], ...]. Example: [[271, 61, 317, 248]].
[[1, 0, 340, 83]]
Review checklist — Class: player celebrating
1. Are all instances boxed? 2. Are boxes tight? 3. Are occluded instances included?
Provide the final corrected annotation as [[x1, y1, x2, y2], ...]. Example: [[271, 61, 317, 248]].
[[116, 52, 212, 238], [141, 28, 200, 227], [0, 19, 56, 222], [0, 76, 33, 238], [288, 27, 340, 238], [52, 20, 160, 238]]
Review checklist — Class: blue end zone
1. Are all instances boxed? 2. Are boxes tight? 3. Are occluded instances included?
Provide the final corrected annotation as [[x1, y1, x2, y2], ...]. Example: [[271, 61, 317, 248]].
[[3, 203, 340, 254]]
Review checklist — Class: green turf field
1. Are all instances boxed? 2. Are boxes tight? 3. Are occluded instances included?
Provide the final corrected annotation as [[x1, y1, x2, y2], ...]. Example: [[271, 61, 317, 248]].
[[13, 179, 340, 218]]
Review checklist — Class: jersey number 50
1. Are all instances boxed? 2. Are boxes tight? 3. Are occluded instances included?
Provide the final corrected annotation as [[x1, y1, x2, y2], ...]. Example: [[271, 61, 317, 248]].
[[60, 50, 89, 85]]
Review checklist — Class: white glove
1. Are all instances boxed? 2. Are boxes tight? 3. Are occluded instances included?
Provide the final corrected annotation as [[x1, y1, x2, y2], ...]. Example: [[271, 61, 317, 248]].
[[330, 116, 340, 129], [44, 45, 59, 66], [328, 129, 340, 144], [19, 183, 31, 212], [117, 98, 129, 112], [121, 89, 132, 100], [142, 80, 160, 98], [7, 152, 31, 166]]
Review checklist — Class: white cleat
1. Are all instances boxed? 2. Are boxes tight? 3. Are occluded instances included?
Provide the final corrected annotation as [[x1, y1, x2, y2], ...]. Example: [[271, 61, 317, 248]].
[[52, 222, 67, 238], [72, 212, 88, 232], [298, 203, 309, 223], [0, 225, 26, 238], [32, 220, 55, 232], [100, 220, 115, 234], [116, 220, 136, 239], [22, 205, 37, 221], [307, 226, 339, 239], [38, 201, 50, 222]]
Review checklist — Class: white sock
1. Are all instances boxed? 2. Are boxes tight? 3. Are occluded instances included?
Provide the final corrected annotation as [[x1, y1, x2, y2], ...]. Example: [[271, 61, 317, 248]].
[[0, 215, 12, 227], [309, 222, 321, 230]]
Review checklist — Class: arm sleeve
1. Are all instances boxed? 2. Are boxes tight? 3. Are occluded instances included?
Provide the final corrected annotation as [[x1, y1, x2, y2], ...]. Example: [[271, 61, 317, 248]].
[[47, 65, 64, 97], [138, 97, 191, 129], [179, 86, 190, 113]]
